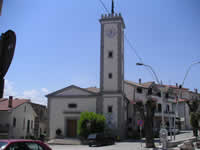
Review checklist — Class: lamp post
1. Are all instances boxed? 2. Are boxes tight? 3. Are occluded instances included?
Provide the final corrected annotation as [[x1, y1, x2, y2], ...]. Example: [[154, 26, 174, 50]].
[[174, 61, 200, 140], [136, 62, 168, 149]]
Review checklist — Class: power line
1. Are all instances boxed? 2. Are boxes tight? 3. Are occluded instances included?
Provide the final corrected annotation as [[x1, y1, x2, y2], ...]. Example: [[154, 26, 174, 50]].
[[98, 0, 156, 82], [99, 0, 109, 14], [98, 0, 143, 63]]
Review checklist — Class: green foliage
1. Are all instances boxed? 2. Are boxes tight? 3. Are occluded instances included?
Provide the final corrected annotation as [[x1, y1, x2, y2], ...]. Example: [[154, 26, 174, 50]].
[[190, 112, 200, 129], [78, 112, 106, 138]]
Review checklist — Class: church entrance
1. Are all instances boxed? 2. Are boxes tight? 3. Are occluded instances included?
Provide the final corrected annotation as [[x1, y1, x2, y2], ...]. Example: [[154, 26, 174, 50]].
[[66, 119, 77, 137]]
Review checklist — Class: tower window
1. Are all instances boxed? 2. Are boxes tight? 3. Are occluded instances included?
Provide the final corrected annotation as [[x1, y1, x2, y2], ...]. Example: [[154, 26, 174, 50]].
[[108, 73, 112, 79], [108, 106, 112, 113], [137, 88, 142, 93], [108, 51, 113, 58]]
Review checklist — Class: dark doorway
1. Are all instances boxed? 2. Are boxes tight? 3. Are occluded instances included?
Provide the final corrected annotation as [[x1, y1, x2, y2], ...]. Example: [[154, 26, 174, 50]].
[[66, 120, 77, 137]]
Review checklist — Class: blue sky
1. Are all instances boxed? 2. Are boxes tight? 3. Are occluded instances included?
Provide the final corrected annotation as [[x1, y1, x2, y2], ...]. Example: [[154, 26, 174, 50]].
[[1, 0, 200, 104]]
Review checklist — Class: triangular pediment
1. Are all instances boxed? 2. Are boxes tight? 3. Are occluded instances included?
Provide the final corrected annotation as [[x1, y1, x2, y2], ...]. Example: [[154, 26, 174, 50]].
[[46, 85, 96, 97]]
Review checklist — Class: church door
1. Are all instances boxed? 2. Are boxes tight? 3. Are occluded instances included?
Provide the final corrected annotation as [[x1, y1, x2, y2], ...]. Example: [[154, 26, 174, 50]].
[[67, 119, 77, 137]]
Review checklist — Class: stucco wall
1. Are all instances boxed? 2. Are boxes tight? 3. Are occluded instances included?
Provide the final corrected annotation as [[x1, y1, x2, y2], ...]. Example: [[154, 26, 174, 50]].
[[9, 103, 37, 138], [48, 97, 97, 139], [103, 97, 118, 129], [103, 23, 119, 91]]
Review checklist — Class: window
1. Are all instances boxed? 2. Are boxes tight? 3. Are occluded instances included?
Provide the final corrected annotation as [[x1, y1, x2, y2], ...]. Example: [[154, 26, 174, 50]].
[[13, 117, 16, 127], [158, 104, 162, 112], [108, 106, 112, 113], [108, 73, 112, 79], [108, 51, 113, 58], [6, 143, 27, 150], [165, 93, 169, 98], [137, 88, 142, 93], [27, 120, 30, 133], [166, 104, 170, 112], [157, 92, 161, 97], [68, 103, 77, 108], [147, 88, 152, 95], [25, 142, 45, 150], [24, 105, 26, 112]]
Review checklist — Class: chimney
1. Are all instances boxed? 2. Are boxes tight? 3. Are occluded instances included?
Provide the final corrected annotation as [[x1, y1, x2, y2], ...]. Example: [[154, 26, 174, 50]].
[[8, 96, 13, 108], [195, 88, 198, 93], [139, 78, 141, 84], [176, 83, 178, 87]]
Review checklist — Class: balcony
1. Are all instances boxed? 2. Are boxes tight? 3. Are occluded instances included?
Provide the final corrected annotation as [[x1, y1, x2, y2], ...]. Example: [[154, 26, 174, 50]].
[[155, 111, 176, 117]]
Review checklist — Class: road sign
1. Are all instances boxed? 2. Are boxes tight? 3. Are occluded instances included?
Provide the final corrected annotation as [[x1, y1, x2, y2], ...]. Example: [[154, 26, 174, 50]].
[[137, 120, 144, 126]]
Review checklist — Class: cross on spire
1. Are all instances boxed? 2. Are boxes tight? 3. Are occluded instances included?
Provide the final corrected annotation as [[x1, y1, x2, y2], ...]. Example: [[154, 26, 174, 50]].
[[111, 0, 114, 14]]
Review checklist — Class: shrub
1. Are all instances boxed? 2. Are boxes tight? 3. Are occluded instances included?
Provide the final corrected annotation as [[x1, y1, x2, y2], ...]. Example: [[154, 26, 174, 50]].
[[78, 112, 106, 139]]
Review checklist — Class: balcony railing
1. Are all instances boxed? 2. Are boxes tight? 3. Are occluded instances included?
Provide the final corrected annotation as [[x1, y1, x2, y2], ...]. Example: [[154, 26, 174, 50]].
[[155, 111, 176, 117]]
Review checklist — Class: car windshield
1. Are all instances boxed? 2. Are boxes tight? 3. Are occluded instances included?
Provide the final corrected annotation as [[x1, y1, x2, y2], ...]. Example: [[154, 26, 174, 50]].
[[88, 134, 96, 139], [0, 142, 8, 149]]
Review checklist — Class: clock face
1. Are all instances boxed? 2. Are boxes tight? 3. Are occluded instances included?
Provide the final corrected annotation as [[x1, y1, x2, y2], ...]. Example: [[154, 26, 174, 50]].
[[106, 27, 117, 38]]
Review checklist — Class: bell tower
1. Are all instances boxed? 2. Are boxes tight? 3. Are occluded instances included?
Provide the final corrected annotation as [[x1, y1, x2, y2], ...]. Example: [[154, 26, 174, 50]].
[[99, 1, 126, 138], [99, 8, 125, 93]]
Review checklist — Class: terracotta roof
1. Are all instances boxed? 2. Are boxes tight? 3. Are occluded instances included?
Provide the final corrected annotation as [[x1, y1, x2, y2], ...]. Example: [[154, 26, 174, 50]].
[[125, 80, 154, 88], [141, 82, 154, 88], [85, 87, 100, 93], [161, 85, 188, 90], [0, 98, 30, 111]]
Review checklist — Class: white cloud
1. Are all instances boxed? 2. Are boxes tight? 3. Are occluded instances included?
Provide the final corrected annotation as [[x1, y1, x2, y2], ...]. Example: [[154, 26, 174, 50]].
[[4, 80, 18, 97], [22, 89, 47, 105], [41, 88, 48, 93], [4, 80, 49, 105]]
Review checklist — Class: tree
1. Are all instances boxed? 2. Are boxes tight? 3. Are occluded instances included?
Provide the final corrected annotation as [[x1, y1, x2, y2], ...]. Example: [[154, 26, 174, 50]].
[[186, 99, 200, 136], [0, 30, 16, 98], [135, 97, 156, 148], [78, 112, 106, 139]]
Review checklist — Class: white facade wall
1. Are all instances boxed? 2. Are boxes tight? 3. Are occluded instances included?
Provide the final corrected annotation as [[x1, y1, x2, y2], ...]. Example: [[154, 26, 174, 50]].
[[103, 97, 118, 129], [9, 103, 37, 138], [49, 97, 97, 139], [103, 23, 119, 91], [178, 102, 191, 129]]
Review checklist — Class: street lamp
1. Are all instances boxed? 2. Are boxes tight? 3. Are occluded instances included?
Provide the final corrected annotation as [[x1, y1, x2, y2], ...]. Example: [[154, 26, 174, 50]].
[[181, 61, 200, 87], [136, 63, 160, 84], [174, 61, 200, 140], [136, 62, 168, 149]]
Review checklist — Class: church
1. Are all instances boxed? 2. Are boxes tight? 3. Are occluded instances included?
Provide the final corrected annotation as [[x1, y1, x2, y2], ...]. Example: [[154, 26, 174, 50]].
[[46, 8, 129, 139], [46, 6, 164, 139]]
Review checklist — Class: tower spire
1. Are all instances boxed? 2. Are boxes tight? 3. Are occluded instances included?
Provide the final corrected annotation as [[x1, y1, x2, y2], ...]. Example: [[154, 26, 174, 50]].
[[111, 0, 114, 14]]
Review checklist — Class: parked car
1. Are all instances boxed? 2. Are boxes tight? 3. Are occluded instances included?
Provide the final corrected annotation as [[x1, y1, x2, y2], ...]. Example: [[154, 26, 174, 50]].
[[87, 133, 115, 147], [0, 139, 52, 150]]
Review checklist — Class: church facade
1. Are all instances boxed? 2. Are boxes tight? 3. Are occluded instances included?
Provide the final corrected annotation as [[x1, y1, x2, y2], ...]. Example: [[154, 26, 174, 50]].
[[47, 12, 128, 139]]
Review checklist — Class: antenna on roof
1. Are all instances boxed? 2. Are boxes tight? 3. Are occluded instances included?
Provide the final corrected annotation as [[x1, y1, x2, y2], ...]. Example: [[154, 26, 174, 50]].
[[111, 0, 114, 14]]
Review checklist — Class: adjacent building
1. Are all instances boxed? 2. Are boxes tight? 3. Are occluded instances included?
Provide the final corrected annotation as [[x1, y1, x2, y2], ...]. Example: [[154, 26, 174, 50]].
[[0, 96, 48, 139], [0, 96, 36, 139]]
